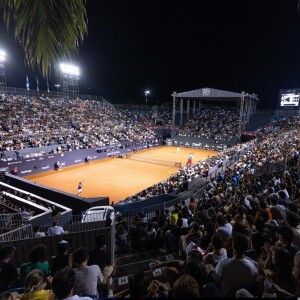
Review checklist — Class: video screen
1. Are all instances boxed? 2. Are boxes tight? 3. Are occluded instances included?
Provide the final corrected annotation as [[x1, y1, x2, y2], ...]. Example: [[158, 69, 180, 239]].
[[280, 89, 300, 107]]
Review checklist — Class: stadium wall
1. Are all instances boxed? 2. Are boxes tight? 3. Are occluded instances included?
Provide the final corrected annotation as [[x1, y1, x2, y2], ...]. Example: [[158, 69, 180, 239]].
[[0, 140, 163, 176], [4, 174, 109, 215], [2, 226, 113, 267]]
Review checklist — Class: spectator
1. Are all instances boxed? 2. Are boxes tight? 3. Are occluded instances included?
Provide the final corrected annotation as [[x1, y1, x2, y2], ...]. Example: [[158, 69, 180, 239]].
[[0, 246, 18, 293], [72, 247, 105, 298], [173, 274, 200, 298], [20, 244, 49, 287], [212, 233, 259, 297], [52, 267, 93, 300], [202, 233, 227, 266], [21, 269, 53, 300], [47, 222, 67, 236], [33, 225, 46, 238], [49, 240, 71, 277], [263, 246, 297, 295]]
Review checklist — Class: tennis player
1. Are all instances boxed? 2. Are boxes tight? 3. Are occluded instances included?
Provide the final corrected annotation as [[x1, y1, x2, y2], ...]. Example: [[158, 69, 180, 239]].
[[176, 147, 181, 155], [186, 153, 194, 167], [77, 182, 83, 195]]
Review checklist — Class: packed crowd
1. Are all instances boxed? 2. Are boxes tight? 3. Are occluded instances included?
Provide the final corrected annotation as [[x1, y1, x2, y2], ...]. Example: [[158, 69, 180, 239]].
[[1, 114, 300, 298], [0, 94, 159, 158], [112, 116, 300, 298], [176, 108, 240, 140]]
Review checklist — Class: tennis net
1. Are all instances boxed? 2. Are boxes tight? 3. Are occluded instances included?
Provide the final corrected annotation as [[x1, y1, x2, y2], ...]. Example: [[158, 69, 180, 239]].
[[126, 154, 181, 168]]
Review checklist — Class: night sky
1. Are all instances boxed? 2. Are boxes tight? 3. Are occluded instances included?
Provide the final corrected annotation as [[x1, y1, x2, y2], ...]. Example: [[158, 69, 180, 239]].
[[1, 0, 300, 108]]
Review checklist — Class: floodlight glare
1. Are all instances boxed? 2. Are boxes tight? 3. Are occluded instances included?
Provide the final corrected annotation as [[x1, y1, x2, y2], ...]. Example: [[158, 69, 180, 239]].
[[0, 50, 6, 62], [60, 63, 80, 76], [145, 90, 150, 95]]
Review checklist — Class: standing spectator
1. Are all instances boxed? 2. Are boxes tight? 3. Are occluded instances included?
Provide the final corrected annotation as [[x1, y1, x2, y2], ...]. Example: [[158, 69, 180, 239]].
[[0, 246, 18, 293], [52, 267, 92, 300], [212, 233, 259, 297], [20, 244, 49, 287], [47, 222, 67, 236]]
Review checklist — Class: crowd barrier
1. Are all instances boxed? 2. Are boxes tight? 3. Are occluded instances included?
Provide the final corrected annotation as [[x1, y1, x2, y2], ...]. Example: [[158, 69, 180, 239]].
[[1, 226, 115, 268]]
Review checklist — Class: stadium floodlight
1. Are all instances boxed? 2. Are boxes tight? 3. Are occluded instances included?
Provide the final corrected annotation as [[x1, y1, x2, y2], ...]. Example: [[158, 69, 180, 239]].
[[144, 90, 150, 110], [0, 50, 6, 62], [57, 63, 80, 98], [0, 50, 7, 94], [59, 63, 80, 76]]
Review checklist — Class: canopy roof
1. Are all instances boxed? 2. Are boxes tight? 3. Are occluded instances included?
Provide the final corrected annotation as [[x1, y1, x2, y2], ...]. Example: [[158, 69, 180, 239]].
[[175, 87, 242, 98]]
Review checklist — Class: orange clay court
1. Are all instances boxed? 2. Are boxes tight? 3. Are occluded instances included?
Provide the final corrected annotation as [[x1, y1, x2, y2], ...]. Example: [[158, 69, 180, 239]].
[[25, 146, 219, 204]]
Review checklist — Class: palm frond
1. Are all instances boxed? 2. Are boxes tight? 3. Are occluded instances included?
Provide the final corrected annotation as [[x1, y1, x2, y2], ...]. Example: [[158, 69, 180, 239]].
[[1, 0, 88, 77]]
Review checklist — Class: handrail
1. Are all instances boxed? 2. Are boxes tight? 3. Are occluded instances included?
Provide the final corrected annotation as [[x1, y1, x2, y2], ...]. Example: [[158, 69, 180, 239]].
[[0, 224, 33, 242]]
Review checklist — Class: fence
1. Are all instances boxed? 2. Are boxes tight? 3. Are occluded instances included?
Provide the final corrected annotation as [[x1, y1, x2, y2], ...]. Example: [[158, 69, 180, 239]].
[[0, 224, 33, 243], [1, 226, 114, 268]]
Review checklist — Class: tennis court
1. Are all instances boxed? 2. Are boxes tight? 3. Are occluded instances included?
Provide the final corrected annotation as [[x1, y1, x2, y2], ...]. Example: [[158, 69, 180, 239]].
[[25, 146, 219, 204]]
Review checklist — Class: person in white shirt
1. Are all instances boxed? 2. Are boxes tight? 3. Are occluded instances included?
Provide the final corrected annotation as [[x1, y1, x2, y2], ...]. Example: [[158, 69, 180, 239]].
[[52, 266, 93, 300], [48, 221, 66, 236], [212, 233, 259, 297]]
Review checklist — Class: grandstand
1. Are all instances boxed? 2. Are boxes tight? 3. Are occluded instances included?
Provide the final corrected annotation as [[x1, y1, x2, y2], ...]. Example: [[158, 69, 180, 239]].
[[1, 89, 300, 298]]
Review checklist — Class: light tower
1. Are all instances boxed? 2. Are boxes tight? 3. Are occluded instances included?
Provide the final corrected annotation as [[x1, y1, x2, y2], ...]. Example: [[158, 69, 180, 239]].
[[145, 90, 150, 110], [0, 50, 7, 94], [57, 63, 80, 98]]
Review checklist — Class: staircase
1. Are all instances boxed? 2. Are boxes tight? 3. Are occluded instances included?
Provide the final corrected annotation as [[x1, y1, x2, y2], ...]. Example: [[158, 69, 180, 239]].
[[113, 248, 179, 294]]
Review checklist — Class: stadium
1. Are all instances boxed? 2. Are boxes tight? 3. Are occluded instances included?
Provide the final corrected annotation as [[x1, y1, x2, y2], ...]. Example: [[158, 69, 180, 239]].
[[1, 1, 300, 299]]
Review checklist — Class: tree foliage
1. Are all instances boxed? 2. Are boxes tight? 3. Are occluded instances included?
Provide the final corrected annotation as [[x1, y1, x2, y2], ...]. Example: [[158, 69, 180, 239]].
[[1, 0, 88, 77]]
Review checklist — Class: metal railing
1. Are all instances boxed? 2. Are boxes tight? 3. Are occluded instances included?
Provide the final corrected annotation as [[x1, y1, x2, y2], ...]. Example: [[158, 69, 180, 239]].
[[0, 224, 33, 242], [115, 197, 181, 228], [0, 212, 23, 231]]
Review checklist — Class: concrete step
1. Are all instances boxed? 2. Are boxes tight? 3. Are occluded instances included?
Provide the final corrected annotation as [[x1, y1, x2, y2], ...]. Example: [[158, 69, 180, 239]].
[[113, 250, 179, 293], [115, 248, 168, 266]]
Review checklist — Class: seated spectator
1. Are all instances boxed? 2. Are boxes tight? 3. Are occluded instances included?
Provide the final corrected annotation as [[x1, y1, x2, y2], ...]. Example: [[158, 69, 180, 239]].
[[72, 247, 105, 298], [88, 235, 115, 283], [47, 222, 67, 236], [179, 223, 201, 258], [115, 224, 129, 251], [143, 221, 157, 249], [113, 271, 151, 298], [20, 244, 49, 287], [33, 225, 46, 238], [286, 212, 300, 248], [0, 246, 18, 293], [276, 226, 299, 265], [212, 233, 259, 297], [52, 266, 93, 300], [263, 246, 297, 295], [49, 240, 71, 277], [215, 214, 232, 243], [202, 233, 227, 266], [21, 269, 54, 300], [173, 274, 200, 298]]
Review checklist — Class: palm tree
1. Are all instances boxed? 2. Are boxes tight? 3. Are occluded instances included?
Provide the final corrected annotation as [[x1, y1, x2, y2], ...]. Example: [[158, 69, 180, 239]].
[[1, 0, 88, 78]]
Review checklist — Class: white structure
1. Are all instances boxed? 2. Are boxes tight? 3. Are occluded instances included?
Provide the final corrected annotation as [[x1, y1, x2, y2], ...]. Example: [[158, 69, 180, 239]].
[[57, 63, 80, 98], [0, 50, 7, 94]]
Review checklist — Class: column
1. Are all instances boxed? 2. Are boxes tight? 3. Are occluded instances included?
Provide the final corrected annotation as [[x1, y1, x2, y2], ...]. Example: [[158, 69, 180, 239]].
[[180, 98, 183, 126]]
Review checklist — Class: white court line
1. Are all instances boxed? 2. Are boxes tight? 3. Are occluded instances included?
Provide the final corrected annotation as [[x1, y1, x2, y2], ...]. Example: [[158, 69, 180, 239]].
[[74, 165, 174, 188]]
